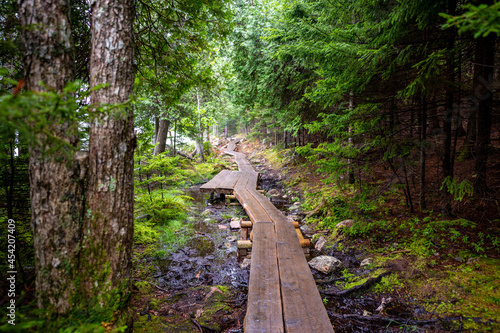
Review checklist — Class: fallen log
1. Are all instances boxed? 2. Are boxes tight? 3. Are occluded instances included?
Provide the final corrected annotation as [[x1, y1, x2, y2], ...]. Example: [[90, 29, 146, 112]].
[[321, 271, 392, 296]]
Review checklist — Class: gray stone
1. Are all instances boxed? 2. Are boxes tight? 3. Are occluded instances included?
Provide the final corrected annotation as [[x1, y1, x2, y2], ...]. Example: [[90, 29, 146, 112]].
[[360, 258, 373, 267], [315, 236, 328, 252], [222, 243, 233, 249], [241, 258, 251, 269], [204, 218, 213, 223], [227, 236, 237, 242], [201, 209, 211, 217], [300, 224, 313, 235], [267, 189, 281, 197], [289, 202, 301, 211], [308, 255, 344, 274], [337, 219, 354, 228], [230, 219, 241, 229]]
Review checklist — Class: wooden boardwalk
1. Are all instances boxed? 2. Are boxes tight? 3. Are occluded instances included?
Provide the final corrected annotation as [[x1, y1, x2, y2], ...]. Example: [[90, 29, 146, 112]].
[[201, 139, 334, 333]]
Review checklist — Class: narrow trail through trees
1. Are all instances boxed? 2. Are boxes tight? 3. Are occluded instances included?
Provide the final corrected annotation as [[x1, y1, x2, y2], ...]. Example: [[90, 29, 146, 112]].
[[200, 139, 334, 333]]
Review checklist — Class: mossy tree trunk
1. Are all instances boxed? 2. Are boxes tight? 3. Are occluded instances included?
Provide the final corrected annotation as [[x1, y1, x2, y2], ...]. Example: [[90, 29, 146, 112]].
[[84, 0, 136, 323], [18, 0, 86, 313], [20, 0, 136, 325]]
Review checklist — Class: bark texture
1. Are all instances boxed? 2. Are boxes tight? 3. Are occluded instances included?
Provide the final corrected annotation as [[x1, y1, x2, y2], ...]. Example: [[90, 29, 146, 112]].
[[154, 118, 170, 155], [85, 0, 135, 312], [472, 33, 495, 194], [18, 0, 85, 313]]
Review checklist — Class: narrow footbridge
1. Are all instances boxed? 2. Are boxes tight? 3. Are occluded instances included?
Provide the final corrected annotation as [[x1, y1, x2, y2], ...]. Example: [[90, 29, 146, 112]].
[[200, 139, 334, 333]]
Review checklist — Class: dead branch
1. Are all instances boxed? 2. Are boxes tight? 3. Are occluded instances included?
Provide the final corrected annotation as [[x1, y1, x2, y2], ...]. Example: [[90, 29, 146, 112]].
[[321, 271, 392, 296]]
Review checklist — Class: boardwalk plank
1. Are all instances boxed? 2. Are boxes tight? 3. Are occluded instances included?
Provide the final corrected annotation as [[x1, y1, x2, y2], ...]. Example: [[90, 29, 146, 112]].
[[235, 189, 271, 223], [201, 139, 334, 333], [199, 170, 231, 193], [217, 171, 242, 194], [247, 189, 334, 333], [245, 222, 284, 333]]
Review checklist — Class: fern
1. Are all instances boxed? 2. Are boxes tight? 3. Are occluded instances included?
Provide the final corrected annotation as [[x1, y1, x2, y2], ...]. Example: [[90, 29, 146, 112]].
[[440, 176, 474, 201]]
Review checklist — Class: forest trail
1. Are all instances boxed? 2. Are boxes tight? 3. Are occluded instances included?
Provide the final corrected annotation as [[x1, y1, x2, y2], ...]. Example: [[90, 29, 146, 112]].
[[201, 139, 334, 333]]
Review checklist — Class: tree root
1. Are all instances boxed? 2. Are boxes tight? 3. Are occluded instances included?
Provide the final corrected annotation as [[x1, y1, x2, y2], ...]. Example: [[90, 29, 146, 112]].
[[320, 271, 392, 296]]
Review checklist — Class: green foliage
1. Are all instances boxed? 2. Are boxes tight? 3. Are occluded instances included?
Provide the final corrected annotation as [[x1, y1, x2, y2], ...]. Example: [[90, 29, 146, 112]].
[[441, 2, 500, 38], [440, 176, 474, 201]]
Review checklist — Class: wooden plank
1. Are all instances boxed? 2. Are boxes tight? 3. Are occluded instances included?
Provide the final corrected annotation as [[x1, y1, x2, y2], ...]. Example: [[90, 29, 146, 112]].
[[234, 189, 271, 223], [200, 170, 231, 193], [234, 172, 253, 190], [216, 171, 242, 194], [244, 222, 284, 333], [275, 219, 334, 333], [247, 189, 333, 332]]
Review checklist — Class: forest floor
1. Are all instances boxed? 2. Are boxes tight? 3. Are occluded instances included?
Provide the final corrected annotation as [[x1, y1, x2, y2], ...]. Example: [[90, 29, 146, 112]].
[[130, 137, 500, 332]]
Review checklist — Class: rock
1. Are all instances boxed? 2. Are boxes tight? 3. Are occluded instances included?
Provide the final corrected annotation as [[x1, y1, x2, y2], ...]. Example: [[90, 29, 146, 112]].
[[227, 236, 237, 242], [204, 218, 212, 223], [241, 258, 251, 269], [363, 310, 372, 317], [230, 219, 241, 229], [360, 258, 373, 267], [337, 219, 354, 228], [287, 214, 299, 222], [267, 189, 281, 197], [222, 243, 233, 249], [308, 255, 343, 274], [315, 236, 328, 252], [289, 202, 301, 211], [300, 224, 313, 235], [201, 209, 211, 216]]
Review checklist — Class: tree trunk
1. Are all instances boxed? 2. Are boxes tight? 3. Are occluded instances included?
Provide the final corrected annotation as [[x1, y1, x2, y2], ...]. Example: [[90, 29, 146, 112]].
[[420, 96, 428, 211], [441, 0, 456, 216], [473, 32, 495, 194], [19, 0, 86, 313], [154, 115, 159, 143], [85, 0, 135, 325], [347, 92, 355, 184], [196, 87, 204, 161], [154, 118, 170, 155]]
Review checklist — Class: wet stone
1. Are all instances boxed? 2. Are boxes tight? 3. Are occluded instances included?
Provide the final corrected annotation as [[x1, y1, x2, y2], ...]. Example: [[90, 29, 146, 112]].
[[308, 255, 344, 274], [315, 235, 328, 252], [267, 189, 281, 197]]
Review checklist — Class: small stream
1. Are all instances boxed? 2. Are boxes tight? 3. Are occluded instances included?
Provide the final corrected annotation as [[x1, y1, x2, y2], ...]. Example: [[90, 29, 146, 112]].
[[140, 156, 439, 332]]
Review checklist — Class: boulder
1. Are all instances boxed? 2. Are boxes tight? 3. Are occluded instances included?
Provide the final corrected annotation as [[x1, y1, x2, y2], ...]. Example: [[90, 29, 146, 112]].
[[337, 219, 354, 228], [315, 236, 328, 252], [308, 255, 343, 274]]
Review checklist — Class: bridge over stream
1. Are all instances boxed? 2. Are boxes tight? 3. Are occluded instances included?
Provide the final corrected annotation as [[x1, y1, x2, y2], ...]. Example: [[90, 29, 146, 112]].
[[200, 139, 334, 333]]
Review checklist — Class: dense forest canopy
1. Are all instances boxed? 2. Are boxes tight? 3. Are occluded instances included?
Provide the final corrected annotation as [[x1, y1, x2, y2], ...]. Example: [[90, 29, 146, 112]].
[[0, 0, 498, 331]]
